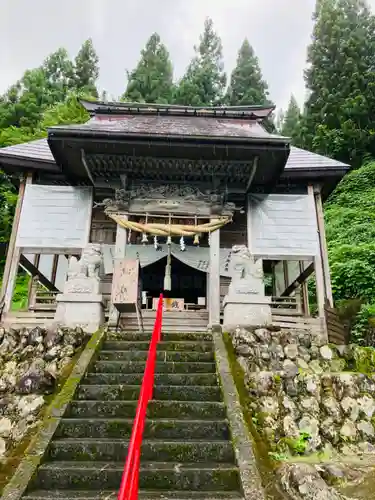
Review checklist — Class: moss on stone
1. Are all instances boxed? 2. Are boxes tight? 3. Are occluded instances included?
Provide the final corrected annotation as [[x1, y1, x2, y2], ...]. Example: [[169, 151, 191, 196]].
[[222, 332, 282, 498], [353, 346, 375, 374], [1, 328, 105, 500]]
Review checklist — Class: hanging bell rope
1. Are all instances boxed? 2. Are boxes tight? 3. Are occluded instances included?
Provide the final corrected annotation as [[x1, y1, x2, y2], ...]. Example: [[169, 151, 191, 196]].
[[107, 213, 231, 237]]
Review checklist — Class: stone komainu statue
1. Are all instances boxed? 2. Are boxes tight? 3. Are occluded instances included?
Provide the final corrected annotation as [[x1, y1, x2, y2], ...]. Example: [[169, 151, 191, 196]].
[[228, 244, 264, 296], [67, 244, 102, 281]]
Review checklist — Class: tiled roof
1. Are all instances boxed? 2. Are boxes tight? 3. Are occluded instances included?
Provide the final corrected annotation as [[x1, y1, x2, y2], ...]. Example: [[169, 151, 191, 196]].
[[0, 137, 349, 172], [50, 116, 286, 141], [0, 138, 55, 163], [286, 146, 349, 170]]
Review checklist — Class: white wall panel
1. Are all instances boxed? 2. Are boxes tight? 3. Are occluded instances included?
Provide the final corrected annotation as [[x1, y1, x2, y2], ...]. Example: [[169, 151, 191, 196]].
[[16, 185, 92, 249], [249, 193, 319, 258]]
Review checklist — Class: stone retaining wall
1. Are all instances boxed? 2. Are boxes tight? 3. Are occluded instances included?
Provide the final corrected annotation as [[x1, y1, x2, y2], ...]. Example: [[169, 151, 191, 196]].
[[230, 326, 375, 499], [0, 326, 89, 458]]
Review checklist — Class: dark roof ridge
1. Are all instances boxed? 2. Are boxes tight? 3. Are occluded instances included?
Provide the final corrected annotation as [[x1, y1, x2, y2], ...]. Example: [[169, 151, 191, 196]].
[[79, 99, 275, 120]]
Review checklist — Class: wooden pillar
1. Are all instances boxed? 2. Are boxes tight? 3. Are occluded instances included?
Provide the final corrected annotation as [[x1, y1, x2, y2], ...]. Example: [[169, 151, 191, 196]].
[[209, 228, 220, 329], [283, 261, 289, 291], [308, 185, 325, 319], [314, 185, 333, 307], [299, 260, 310, 316], [2, 173, 32, 313], [246, 194, 252, 250], [27, 254, 40, 309], [51, 254, 59, 285], [1, 174, 26, 298], [109, 217, 128, 325]]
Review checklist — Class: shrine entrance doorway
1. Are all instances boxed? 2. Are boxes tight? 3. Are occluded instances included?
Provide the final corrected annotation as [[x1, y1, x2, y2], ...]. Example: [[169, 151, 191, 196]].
[[141, 256, 207, 311]]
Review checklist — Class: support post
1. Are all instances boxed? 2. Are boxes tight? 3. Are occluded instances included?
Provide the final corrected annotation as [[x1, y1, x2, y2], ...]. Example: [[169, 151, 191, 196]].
[[314, 185, 333, 307], [2, 173, 32, 314], [246, 194, 252, 251], [308, 185, 325, 319], [299, 261, 310, 316], [209, 228, 220, 330], [109, 218, 128, 326]]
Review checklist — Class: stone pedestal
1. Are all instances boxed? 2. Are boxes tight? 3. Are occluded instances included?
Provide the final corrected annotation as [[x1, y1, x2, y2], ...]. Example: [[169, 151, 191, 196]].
[[54, 293, 104, 333], [223, 244, 272, 330], [223, 294, 272, 330], [53, 244, 105, 333]]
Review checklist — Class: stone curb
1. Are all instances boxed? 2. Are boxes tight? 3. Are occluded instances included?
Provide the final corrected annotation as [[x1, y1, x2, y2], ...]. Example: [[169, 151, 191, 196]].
[[1, 328, 105, 500], [213, 331, 266, 500]]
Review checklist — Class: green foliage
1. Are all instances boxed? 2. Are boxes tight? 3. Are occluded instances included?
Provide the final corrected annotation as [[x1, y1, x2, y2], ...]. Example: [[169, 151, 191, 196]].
[[122, 33, 174, 104], [276, 431, 311, 457], [174, 18, 226, 106], [268, 451, 288, 461], [74, 39, 99, 98], [0, 42, 99, 135], [11, 274, 30, 311], [351, 304, 375, 345], [0, 171, 17, 245], [41, 93, 90, 129], [0, 127, 45, 148], [300, 0, 375, 167], [325, 160, 375, 342], [43, 47, 75, 104], [226, 39, 271, 106], [280, 95, 302, 142], [325, 161, 375, 304]]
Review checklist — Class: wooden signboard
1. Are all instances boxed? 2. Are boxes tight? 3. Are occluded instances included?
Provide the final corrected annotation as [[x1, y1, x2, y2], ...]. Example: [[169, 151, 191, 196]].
[[111, 259, 141, 313]]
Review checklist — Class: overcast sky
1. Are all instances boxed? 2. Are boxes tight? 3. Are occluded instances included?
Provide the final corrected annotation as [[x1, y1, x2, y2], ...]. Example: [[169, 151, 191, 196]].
[[1, 0, 375, 112]]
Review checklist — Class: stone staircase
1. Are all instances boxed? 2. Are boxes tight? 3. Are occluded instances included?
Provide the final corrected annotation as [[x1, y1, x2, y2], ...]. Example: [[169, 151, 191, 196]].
[[119, 310, 209, 332], [22, 330, 244, 499]]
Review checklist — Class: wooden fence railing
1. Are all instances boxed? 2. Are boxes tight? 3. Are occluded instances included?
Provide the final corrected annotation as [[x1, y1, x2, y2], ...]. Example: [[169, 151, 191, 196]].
[[29, 289, 58, 311], [325, 304, 350, 345]]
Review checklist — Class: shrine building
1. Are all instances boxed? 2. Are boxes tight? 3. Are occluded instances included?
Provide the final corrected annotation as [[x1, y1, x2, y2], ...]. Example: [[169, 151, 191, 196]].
[[0, 100, 349, 333]]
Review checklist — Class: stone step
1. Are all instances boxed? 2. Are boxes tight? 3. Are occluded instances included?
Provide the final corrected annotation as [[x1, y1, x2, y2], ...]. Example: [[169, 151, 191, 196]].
[[47, 438, 235, 463], [124, 326, 209, 333], [23, 490, 244, 499], [76, 385, 222, 402], [122, 317, 208, 325], [83, 372, 218, 386], [66, 400, 226, 419], [125, 311, 209, 319], [55, 418, 230, 440], [103, 340, 214, 352], [98, 350, 215, 362], [90, 361, 216, 374], [32, 461, 241, 491], [106, 331, 213, 342], [124, 319, 209, 326]]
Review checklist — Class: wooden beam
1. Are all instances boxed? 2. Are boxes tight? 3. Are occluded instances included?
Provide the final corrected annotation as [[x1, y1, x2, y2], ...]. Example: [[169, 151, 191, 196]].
[[308, 184, 325, 319], [1, 174, 26, 298], [314, 185, 334, 307], [19, 255, 59, 292], [300, 260, 310, 316], [51, 254, 59, 285], [27, 254, 40, 308], [281, 262, 314, 297], [283, 261, 289, 291], [2, 173, 33, 313]]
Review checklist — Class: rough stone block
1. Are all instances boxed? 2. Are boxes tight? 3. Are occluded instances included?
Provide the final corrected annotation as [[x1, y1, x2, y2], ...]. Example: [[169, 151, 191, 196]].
[[54, 294, 105, 333], [223, 295, 272, 330]]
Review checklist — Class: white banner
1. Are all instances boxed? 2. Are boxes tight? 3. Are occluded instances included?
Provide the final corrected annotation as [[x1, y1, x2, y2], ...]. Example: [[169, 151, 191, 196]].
[[17, 185, 93, 249]]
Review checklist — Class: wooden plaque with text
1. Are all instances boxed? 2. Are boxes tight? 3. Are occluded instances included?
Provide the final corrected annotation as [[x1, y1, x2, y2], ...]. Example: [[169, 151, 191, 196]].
[[111, 259, 141, 312]]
